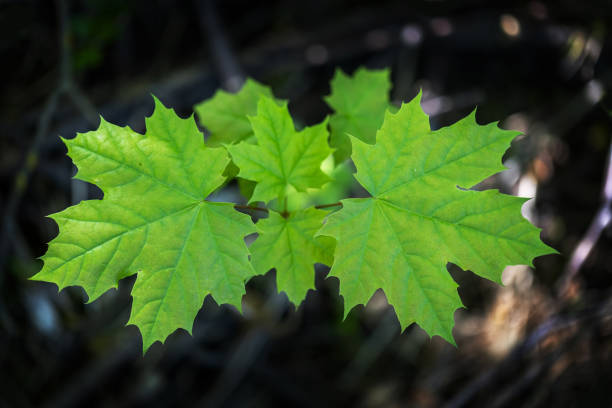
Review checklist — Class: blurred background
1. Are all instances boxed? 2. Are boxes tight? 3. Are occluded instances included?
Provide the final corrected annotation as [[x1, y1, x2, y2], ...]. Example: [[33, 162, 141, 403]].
[[1, 0, 612, 407]]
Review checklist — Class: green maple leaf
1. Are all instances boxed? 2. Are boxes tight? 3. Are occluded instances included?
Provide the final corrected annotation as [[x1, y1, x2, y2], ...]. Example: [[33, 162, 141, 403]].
[[194, 79, 279, 193], [195, 78, 276, 146], [226, 97, 333, 204], [250, 208, 335, 301], [33, 97, 256, 351], [325, 67, 391, 163], [317, 92, 555, 343]]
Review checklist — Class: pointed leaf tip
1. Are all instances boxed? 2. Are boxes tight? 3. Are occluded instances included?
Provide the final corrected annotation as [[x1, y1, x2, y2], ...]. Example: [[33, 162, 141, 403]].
[[34, 103, 256, 350], [325, 89, 558, 344]]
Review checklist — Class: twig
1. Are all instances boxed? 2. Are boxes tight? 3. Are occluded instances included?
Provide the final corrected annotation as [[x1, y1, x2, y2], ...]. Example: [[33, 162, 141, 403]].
[[196, 294, 287, 408], [447, 135, 612, 406], [56, 1, 99, 207], [556, 141, 612, 299], [442, 316, 565, 408], [234, 204, 269, 213], [338, 308, 398, 387], [443, 295, 612, 408], [488, 295, 611, 408], [234, 202, 342, 215], [282, 196, 288, 218], [0, 0, 98, 277], [315, 202, 343, 210], [41, 338, 141, 408], [0, 87, 60, 281], [195, 0, 245, 92], [65, 81, 99, 125], [0, 4, 64, 277], [65, 77, 99, 207]]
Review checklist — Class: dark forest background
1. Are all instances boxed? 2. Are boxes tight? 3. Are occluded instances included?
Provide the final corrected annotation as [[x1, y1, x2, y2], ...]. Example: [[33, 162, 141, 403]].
[[1, 0, 612, 407]]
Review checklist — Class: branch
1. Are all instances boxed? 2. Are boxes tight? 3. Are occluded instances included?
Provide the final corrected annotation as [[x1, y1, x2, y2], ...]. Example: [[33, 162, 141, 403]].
[[195, 0, 245, 92], [556, 141, 612, 299], [234, 204, 269, 213], [65, 81, 99, 125], [0, 0, 98, 277], [443, 297, 612, 408], [196, 294, 288, 407], [234, 202, 343, 215], [0, 0, 67, 278], [315, 202, 343, 210]]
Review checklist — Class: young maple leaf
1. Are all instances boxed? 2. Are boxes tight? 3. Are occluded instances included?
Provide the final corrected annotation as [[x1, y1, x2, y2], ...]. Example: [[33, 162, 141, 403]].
[[317, 92, 556, 344], [194, 78, 277, 146], [250, 208, 335, 302], [325, 67, 392, 163], [226, 97, 332, 204], [33, 97, 256, 352]]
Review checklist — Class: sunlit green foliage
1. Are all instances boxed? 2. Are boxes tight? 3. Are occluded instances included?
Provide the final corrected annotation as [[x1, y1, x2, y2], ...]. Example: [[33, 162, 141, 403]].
[[34, 68, 554, 352]]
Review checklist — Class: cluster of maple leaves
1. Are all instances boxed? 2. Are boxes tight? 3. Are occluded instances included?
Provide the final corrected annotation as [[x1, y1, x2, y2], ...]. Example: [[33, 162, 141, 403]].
[[34, 68, 554, 351]]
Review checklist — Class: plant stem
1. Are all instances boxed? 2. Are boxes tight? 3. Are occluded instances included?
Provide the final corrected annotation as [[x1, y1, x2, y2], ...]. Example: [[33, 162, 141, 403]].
[[234, 204, 269, 213], [281, 196, 289, 218], [315, 202, 343, 210], [233, 201, 343, 214]]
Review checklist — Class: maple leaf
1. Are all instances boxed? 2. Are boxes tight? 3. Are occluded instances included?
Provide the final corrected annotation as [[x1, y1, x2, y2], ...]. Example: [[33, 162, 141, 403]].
[[226, 97, 333, 204], [33, 97, 256, 351], [250, 208, 335, 302], [325, 67, 391, 163], [194, 79, 281, 193], [317, 92, 555, 343], [195, 78, 276, 146]]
